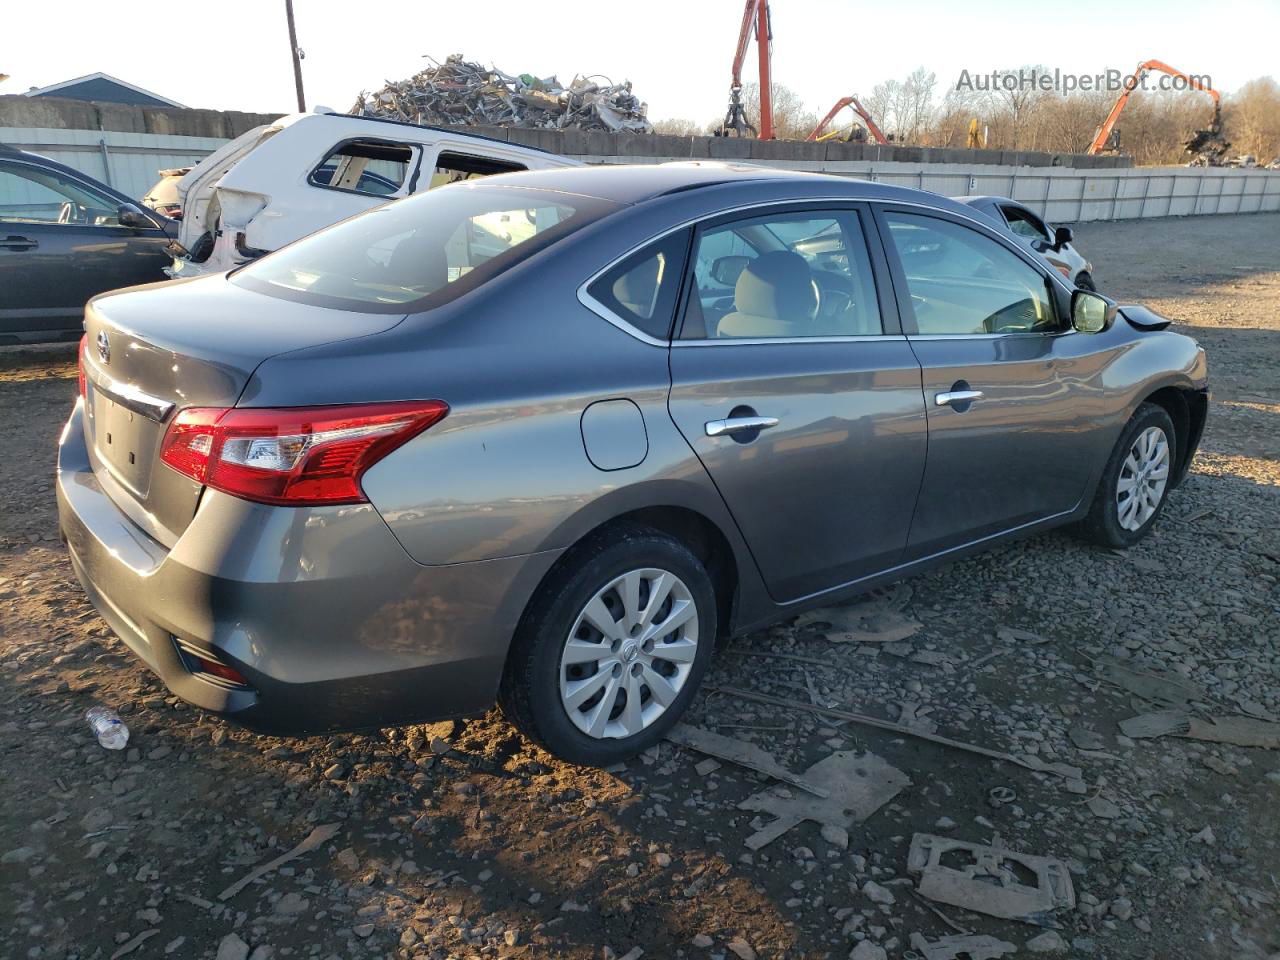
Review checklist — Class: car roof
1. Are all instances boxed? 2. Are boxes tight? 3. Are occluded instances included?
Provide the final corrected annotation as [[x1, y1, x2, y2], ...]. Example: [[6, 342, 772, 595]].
[[474, 161, 980, 211], [336, 111, 562, 156]]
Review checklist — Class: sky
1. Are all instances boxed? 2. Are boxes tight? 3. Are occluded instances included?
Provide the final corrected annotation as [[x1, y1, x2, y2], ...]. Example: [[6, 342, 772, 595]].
[[3, 0, 1277, 123]]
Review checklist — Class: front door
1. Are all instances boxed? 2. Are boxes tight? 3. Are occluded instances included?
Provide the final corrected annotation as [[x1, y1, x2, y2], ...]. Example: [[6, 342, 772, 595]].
[[667, 206, 928, 602], [876, 207, 1100, 560], [0, 159, 170, 341]]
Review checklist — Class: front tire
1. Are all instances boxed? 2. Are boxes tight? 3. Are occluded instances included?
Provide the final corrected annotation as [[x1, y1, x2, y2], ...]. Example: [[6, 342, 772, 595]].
[[499, 527, 717, 766], [1078, 402, 1176, 548]]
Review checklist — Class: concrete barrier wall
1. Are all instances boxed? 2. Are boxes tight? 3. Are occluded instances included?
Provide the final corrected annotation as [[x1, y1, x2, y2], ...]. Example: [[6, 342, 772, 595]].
[[3, 100, 1276, 220]]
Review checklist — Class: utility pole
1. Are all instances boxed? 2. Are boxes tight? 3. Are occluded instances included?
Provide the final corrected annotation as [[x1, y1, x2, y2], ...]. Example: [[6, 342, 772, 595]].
[[284, 0, 306, 112]]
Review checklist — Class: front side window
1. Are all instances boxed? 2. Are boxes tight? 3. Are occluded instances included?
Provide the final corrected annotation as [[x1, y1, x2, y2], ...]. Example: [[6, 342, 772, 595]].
[[309, 139, 416, 197], [1001, 205, 1051, 243], [233, 183, 616, 312], [884, 212, 1059, 335], [587, 231, 689, 340], [0, 162, 122, 226], [681, 210, 882, 339]]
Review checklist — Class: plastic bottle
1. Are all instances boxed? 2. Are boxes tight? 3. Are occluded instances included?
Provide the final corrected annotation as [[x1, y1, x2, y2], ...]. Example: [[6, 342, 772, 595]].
[[85, 706, 129, 750]]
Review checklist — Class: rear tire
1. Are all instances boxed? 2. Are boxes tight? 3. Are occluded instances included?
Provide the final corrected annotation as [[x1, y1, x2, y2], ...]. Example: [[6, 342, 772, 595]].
[[498, 526, 717, 766], [1078, 402, 1176, 548], [1075, 272, 1097, 292]]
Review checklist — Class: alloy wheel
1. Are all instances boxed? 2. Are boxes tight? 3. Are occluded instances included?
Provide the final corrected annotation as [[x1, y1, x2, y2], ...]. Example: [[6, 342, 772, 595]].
[[558, 568, 699, 739], [1116, 425, 1171, 532]]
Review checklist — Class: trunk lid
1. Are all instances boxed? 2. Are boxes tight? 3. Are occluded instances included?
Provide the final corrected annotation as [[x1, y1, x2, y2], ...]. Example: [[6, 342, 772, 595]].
[[82, 275, 407, 545]]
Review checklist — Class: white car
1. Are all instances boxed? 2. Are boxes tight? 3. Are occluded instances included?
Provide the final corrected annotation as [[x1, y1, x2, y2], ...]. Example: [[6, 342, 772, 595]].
[[955, 195, 1096, 291], [170, 109, 579, 277]]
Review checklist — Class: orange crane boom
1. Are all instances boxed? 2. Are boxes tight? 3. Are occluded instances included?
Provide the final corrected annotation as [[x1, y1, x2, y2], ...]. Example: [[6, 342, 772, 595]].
[[717, 0, 773, 139], [1087, 59, 1222, 156], [807, 96, 888, 144]]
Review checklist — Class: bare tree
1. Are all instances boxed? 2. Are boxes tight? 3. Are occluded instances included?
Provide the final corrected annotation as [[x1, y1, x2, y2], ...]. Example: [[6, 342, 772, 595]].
[[737, 82, 819, 140], [864, 79, 900, 140], [896, 68, 937, 142], [1227, 77, 1280, 160], [985, 65, 1053, 149], [651, 118, 705, 136]]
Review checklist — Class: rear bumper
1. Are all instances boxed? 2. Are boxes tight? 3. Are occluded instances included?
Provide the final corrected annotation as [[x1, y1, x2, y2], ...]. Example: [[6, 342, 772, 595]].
[[56, 401, 560, 734]]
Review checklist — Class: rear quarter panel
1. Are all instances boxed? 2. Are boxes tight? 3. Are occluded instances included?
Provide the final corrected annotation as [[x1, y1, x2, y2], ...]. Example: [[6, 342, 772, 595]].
[[243, 213, 758, 562]]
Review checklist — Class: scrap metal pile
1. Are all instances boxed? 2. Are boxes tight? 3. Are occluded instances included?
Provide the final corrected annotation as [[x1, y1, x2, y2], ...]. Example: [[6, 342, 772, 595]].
[[350, 54, 652, 133]]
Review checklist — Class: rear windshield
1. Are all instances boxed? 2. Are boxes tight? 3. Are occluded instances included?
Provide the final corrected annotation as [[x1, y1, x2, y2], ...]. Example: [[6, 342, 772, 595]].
[[232, 183, 616, 313]]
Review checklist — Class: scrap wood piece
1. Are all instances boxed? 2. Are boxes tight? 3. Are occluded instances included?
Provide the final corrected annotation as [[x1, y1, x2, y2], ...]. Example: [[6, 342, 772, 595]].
[[110, 930, 159, 960], [1184, 715, 1280, 749], [1020, 756, 1084, 781], [218, 823, 340, 901], [1119, 710, 1192, 739], [710, 686, 1077, 779], [908, 932, 1017, 960], [793, 588, 921, 644], [666, 724, 830, 798], [1100, 659, 1206, 707], [738, 750, 910, 850], [906, 833, 1075, 928]]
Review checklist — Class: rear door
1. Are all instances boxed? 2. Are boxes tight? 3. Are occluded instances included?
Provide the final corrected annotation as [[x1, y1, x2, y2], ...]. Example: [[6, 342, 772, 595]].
[[666, 204, 928, 602], [0, 159, 169, 342], [874, 206, 1101, 560]]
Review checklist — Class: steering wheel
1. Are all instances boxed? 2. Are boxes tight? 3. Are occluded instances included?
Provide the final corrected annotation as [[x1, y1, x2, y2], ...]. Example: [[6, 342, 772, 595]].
[[57, 201, 87, 225]]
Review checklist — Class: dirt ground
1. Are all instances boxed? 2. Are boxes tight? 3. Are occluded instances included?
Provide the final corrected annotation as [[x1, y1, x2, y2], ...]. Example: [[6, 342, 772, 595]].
[[1, 213, 1277, 960]]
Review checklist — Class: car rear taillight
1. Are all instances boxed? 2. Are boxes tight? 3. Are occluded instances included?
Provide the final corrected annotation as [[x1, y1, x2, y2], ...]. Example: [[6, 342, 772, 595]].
[[77, 335, 87, 398], [159, 400, 448, 506]]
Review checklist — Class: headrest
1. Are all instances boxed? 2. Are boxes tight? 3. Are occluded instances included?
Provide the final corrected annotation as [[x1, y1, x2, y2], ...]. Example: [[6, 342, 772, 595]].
[[734, 250, 817, 321], [613, 254, 662, 314], [387, 232, 448, 292]]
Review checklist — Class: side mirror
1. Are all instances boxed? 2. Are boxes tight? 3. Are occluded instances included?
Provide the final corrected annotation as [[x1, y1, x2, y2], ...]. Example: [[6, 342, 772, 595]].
[[117, 203, 154, 229], [711, 255, 751, 287], [1053, 225, 1073, 251], [1071, 289, 1117, 334]]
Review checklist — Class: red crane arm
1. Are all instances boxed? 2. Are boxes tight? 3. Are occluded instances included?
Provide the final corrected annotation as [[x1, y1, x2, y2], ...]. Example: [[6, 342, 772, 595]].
[[718, 0, 772, 139], [729, 0, 762, 87], [807, 96, 888, 145], [1087, 59, 1222, 155]]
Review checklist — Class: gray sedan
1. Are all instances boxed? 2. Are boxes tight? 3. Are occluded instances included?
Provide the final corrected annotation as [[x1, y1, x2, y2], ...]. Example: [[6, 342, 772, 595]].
[[57, 163, 1208, 765]]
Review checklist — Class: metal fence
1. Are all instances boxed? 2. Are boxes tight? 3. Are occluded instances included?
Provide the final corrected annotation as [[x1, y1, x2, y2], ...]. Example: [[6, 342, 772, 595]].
[[1, 127, 225, 200], [4, 125, 1278, 223], [583, 150, 1280, 222]]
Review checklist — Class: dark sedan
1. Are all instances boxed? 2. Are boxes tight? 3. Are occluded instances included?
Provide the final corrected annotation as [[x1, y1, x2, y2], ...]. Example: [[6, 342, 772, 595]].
[[58, 163, 1207, 764], [0, 145, 176, 343]]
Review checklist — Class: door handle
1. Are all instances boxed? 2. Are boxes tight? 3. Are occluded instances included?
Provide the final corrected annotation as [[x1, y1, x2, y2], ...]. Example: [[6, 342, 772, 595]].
[[935, 390, 983, 407], [0, 236, 38, 251], [705, 415, 779, 437]]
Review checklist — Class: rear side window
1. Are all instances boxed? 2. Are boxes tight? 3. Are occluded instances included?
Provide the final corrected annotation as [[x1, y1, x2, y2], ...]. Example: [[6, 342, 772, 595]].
[[309, 139, 417, 197], [586, 231, 689, 340], [232, 183, 617, 312], [431, 151, 526, 189]]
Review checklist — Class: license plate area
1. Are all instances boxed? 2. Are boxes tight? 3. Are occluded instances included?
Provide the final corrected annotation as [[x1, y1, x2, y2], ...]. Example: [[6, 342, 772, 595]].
[[88, 386, 162, 497]]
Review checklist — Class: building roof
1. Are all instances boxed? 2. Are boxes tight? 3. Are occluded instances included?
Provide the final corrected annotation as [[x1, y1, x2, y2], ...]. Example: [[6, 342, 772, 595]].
[[23, 73, 185, 109]]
